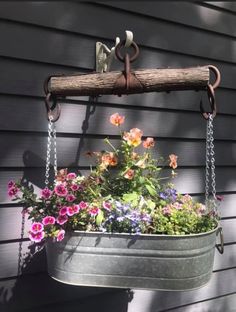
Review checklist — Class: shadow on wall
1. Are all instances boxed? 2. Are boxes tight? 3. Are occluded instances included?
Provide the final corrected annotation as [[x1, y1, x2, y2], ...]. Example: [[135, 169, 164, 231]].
[[0, 245, 134, 312]]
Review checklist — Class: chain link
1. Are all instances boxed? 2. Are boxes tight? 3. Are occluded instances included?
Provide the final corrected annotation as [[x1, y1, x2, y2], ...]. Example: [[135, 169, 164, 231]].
[[17, 208, 25, 276], [205, 114, 218, 214], [45, 116, 58, 186]]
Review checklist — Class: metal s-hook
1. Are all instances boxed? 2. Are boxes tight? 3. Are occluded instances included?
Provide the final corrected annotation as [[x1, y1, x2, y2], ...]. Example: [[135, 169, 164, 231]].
[[200, 65, 221, 120], [200, 84, 216, 120], [44, 75, 61, 122], [45, 93, 61, 122]]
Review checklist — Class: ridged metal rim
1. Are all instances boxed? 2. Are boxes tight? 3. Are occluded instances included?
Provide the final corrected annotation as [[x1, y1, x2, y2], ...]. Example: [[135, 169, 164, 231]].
[[73, 225, 218, 239]]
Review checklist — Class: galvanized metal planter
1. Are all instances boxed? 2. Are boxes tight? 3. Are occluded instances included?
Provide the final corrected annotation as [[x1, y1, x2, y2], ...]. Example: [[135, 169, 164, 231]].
[[46, 227, 221, 291]]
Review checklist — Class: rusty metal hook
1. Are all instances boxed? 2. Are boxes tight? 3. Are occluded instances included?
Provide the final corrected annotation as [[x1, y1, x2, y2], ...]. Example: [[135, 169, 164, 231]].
[[45, 93, 61, 122], [208, 65, 221, 90], [115, 40, 139, 63], [200, 84, 216, 120]]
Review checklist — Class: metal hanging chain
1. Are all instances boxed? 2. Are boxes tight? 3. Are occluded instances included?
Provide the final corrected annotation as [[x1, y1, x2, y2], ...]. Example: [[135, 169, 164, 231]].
[[17, 209, 25, 276], [45, 116, 58, 187], [205, 114, 217, 214]]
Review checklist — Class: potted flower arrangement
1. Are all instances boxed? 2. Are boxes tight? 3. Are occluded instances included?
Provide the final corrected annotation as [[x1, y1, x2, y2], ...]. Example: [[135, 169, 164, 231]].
[[9, 113, 221, 290]]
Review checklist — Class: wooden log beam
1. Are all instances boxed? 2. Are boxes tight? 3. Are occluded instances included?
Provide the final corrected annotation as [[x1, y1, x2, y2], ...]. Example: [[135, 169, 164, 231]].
[[48, 66, 210, 97]]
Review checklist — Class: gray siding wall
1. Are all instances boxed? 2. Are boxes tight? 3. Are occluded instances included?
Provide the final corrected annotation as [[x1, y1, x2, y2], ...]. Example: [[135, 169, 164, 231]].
[[0, 2, 236, 311]]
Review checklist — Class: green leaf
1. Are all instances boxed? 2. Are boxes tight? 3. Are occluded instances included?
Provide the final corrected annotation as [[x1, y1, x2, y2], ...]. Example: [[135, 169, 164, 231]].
[[146, 199, 156, 210], [123, 192, 139, 202], [96, 210, 104, 226], [145, 184, 156, 196]]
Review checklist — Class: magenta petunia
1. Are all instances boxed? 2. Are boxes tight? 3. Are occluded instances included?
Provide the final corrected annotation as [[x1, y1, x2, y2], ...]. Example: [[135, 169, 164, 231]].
[[42, 216, 56, 225], [67, 205, 80, 216], [29, 231, 45, 243], [73, 205, 80, 214], [59, 206, 68, 216], [8, 187, 19, 198], [41, 188, 52, 200], [66, 194, 76, 202], [70, 184, 79, 191], [79, 201, 88, 210], [89, 207, 100, 216], [67, 173, 77, 180], [8, 181, 15, 189], [54, 184, 68, 197], [103, 201, 111, 211], [56, 229, 65, 242], [56, 215, 68, 225], [31, 222, 44, 234]]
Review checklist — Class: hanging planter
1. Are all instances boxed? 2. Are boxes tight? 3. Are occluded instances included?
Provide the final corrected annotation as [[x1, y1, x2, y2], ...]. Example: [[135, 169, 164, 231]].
[[9, 38, 224, 291], [46, 228, 223, 291]]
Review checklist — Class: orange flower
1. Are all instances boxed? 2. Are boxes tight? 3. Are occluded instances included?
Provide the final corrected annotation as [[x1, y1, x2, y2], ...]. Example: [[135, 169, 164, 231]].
[[110, 113, 125, 126], [143, 137, 155, 149], [101, 152, 118, 167], [169, 154, 178, 169], [123, 128, 143, 147], [124, 169, 135, 180]]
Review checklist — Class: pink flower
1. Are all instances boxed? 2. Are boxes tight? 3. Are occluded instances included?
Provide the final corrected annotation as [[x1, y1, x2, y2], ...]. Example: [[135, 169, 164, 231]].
[[143, 137, 155, 149], [29, 231, 45, 243], [56, 229, 65, 242], [172, 202, 182, 210], [162, 206, 172, 216], [66, 206, 74, 217], [31, 222, 44, 234], [110, 113, 125, 126], [42, 216, 56, 225], [41, 188, 52, 199], [8, 187, 19, 198], [67, 205, 80, 216], [181, 194, 192, 203], [89, 207, 100, 216], [66, 194, 76, 202], [103, 201, 111, 211], [71, 184, 79, 191], [79, 201, 88, 209], [216, 195, 224, 202], [56, 215, 68, 225], [67, 173, 77, 180], [59, 206, 68, 216], [73, 205, 80, 214], [8, 181, 15, 189], [197, 204, 206, 216], [124, 169, 135, 180], [54, 184, 68, 197]]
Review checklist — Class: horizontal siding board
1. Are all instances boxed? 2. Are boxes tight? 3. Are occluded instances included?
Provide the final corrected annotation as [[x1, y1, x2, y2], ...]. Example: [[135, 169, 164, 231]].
[[0, 2, 236, 65], [0, 207, 30, 240], [102, 2, 236, 38], [1, 100, 236, 141], [0, 273, 109, 312], [130, 269, 236, 311], [0, 89, 235, 117], [165, 292, 236, 312], [207, 2, 236, 13], [1, 133, 236, 168], [2, 270, 236, 312]]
